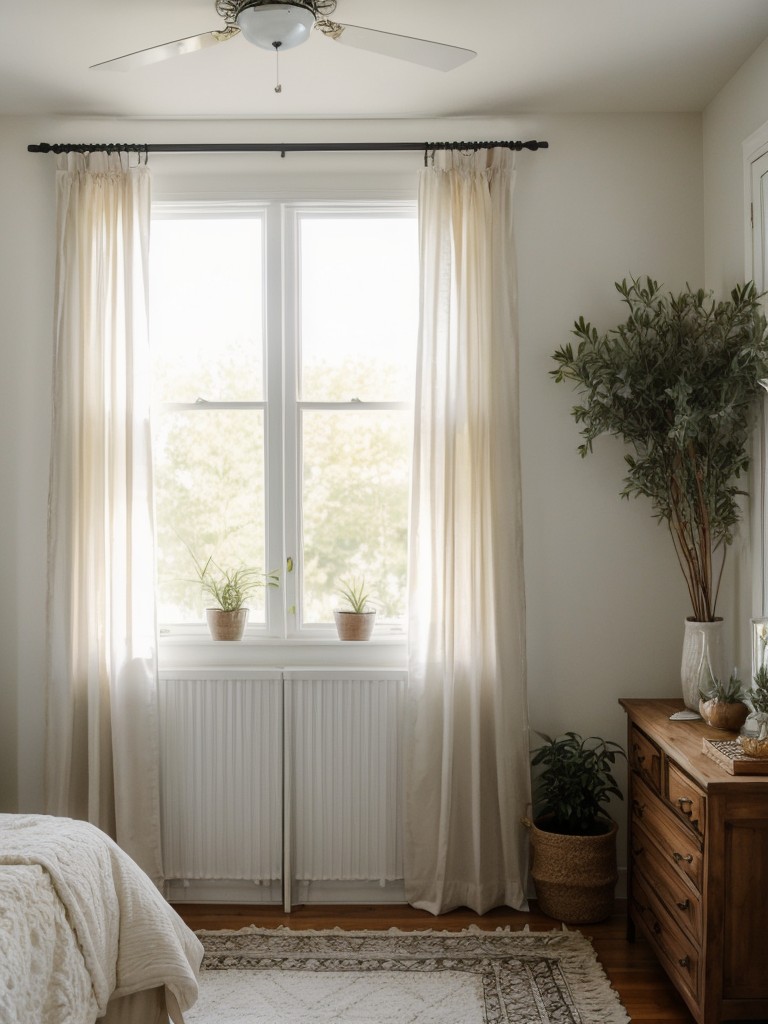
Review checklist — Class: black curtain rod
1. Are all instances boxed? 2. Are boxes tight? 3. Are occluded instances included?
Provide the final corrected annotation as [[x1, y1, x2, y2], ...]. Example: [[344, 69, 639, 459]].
[[27, 139, 548, 157]]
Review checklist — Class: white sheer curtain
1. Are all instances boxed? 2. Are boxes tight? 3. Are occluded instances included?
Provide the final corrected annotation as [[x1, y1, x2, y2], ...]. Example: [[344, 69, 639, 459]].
[[45, 152, 163, 883], [404, 147, 530, 915]]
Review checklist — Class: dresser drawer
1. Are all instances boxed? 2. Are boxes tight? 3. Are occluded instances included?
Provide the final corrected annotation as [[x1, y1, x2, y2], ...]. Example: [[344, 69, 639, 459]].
[[632, 819, 702, 943], [632, 870, 701, 1004], [622, 697, 768, 1024], [667, 761, 706, 839], [631, 777, 703, 892], [629, 725, 662, 791]]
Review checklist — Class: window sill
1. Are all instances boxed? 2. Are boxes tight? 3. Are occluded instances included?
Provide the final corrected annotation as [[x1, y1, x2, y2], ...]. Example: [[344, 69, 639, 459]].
[[157, 633, 407, 671]]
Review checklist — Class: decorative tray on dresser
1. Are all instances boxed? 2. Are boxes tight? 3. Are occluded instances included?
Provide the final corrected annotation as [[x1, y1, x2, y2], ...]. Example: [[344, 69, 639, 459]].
[[620, 698, 768, 1024]]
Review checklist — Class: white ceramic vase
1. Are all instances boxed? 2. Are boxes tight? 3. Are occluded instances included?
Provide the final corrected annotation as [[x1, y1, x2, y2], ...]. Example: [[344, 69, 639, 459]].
[[680, 619, 724, 712]]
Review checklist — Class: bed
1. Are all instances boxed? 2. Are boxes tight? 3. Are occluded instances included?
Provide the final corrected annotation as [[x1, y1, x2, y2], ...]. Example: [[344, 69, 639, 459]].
[[0, 813, 203, 1024]]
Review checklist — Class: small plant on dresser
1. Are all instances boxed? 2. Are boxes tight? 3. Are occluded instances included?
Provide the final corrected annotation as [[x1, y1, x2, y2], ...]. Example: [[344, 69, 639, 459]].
[[698, 671, 749, 731]]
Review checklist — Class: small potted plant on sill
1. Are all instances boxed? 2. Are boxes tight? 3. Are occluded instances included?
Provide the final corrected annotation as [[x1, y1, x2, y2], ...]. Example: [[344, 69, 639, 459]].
[[334, 577, 376, 641], [193, 556, 279, 641], [698, 670, 749, 731], [525, 731, 625, 924]]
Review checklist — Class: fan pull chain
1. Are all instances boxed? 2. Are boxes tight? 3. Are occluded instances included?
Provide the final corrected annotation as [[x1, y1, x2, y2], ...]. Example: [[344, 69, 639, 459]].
[[273, 41, 282, 94]]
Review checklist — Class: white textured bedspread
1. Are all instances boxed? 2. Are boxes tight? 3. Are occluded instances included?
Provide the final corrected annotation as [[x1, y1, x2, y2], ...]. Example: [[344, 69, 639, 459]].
[[0, 863, 96, 1024], [0, 814, 203, 1024]]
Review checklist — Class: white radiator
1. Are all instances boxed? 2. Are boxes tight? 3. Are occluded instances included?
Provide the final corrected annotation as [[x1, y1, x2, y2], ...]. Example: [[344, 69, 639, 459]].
[[158, 667, 406, 905], [285, 669, 406, 887], [158, 670, 283, 886]]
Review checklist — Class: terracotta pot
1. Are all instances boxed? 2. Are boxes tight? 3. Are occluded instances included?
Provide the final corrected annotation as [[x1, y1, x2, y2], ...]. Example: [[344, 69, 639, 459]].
[[333, 609, 376, 641], [528, 817, 618, 924], [698, 698, 748, 732], [206, 608, 249, 641]]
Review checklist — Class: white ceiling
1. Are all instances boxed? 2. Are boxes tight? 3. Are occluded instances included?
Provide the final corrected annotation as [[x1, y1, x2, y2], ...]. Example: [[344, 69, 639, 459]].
[[4, 0, 768, 119]]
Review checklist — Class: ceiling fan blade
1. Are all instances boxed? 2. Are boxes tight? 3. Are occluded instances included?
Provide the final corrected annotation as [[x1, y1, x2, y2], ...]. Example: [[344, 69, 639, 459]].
[[90, 28, 239, 71], [331, 23, 476, 71]]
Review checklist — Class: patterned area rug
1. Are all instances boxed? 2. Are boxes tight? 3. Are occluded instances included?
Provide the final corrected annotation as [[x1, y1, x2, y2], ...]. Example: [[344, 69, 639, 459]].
[[188, 927, 630, 1024]]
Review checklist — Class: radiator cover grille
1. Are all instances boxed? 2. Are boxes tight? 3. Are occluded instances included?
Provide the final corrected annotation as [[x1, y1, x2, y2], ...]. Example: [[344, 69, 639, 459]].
[[158, 668, 405, 897]]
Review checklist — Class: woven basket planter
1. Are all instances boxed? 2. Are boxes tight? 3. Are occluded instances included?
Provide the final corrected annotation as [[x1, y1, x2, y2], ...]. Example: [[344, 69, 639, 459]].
[[206, 608, 249, 641], [528, 817, 618, 924], [333, 609, 376, 641]]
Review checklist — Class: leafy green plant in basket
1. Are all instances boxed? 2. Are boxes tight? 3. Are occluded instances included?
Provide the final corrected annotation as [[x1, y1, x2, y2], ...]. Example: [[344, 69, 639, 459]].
[[551, 278, 768, 624], [527, 731, 626, 924], [530, 731, 626, 836]]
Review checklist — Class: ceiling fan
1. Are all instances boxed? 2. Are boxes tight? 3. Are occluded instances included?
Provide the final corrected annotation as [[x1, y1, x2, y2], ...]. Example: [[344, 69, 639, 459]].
[[91, 0, 477, 74]]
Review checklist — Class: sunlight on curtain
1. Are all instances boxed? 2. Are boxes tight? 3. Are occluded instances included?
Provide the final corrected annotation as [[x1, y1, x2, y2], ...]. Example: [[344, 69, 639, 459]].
[[405, 147, 530, 915], [45, 152, 162, 883]]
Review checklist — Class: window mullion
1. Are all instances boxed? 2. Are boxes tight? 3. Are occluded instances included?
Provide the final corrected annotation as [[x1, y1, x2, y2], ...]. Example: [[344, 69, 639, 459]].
[[265, 202, 287, 637], [281, 205, 301, 637]]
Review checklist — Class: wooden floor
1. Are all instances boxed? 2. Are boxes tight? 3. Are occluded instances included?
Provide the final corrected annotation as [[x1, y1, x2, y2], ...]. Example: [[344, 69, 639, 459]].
[[175, 900, 696, 1024]]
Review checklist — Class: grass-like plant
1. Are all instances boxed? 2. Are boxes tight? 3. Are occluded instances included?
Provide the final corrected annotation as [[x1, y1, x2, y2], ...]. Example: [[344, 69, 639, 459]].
[[699, 670, 748, 705], [552, 278, 768, 622], [194, 556, 279, 612], [531, 731, 626, 836], [336, 576, 374, 614]]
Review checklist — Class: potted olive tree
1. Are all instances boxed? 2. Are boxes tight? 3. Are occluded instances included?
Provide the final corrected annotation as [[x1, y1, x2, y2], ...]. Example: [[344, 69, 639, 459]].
[[194, 556, 279, 640], [527, 731, 625, 923], [552, 278, 768, 709], [333, 577, 376, 641]]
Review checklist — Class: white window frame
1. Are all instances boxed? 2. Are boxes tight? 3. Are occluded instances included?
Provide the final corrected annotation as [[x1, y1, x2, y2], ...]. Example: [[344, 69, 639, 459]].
[[151, 194, 417, 654], [743, 125, 768, 619]]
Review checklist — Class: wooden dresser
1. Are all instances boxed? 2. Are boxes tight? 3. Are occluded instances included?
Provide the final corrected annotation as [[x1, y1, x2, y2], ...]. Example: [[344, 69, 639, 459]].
[[620, 698, 768, 1024]]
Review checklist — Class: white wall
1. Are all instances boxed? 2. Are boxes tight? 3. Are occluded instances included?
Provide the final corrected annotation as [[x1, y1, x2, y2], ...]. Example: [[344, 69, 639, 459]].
[[0, 117, 56, 813], [516, 114, 703, 768], [702, 37, 768, 674], [704, 34, 768, 294], [0, 114, 703, 838]]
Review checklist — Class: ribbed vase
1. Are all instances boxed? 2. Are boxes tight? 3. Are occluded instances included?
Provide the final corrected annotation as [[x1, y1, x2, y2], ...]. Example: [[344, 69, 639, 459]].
[[681, 618, 724, 711]]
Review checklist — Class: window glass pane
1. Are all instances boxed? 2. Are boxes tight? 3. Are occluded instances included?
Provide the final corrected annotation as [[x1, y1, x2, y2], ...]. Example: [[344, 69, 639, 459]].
[[298, 216, 418, 402], [301, 409, 410, 624], [154, 410, 267, 624], [150, 217, 264, 403]]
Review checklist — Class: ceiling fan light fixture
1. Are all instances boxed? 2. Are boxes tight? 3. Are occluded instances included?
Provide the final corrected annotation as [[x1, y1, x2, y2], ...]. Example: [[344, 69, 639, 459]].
[[236, 2, 316, 51]]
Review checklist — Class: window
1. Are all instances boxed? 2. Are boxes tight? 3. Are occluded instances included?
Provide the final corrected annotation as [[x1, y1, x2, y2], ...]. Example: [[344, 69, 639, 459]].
[[149, 201, 418, 636], [747, 143, 768, 618]]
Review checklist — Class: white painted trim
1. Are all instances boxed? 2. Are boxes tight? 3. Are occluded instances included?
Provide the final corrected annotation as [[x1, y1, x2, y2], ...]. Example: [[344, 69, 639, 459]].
[[151, 195, 416, 641], [166, 879, 283, 904], [742, 126, 768, 619], [742, 121, 768, 282]]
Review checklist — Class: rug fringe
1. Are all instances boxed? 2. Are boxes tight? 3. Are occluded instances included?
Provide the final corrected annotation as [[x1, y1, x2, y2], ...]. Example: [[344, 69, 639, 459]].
[[195, 923, 575, 938]]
